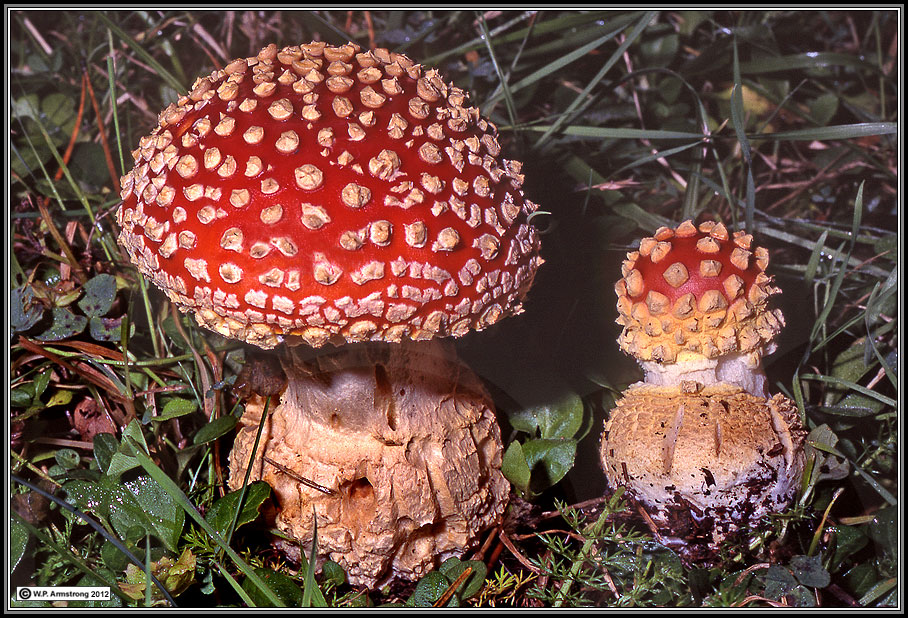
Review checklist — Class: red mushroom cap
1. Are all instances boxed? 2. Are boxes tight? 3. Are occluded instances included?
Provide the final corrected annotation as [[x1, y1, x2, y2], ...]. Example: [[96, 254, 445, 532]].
[[117, 42, 542, 349], [615, 220, 784, 363]]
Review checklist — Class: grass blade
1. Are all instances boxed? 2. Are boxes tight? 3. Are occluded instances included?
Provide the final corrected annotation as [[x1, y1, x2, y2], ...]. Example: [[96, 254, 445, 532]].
[[128, 448, 286, 607]]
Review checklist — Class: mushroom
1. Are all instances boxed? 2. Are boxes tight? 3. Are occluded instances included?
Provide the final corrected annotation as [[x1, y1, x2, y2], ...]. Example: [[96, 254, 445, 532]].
[[600, 382, 806, 557], [115, 41, 543, 586], [614, 219, 784, 397], [602, 220, 805, 560]]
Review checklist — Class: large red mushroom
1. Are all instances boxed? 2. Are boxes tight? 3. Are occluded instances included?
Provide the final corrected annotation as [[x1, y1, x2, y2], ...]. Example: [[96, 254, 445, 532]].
[[116, 41, 543, 586]]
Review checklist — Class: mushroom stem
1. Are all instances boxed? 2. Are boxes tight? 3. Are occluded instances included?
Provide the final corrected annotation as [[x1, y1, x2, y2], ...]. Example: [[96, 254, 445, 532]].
[[637, 349, 772, 398], [227, 339, 510, 587]]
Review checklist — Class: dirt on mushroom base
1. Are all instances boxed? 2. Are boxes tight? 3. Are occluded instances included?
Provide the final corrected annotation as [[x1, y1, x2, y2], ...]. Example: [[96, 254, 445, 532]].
[[599, 383, 807, 563], [228, 340, 510, 588]]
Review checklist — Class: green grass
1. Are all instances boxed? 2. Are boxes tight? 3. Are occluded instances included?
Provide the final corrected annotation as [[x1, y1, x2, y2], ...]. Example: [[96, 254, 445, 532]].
[[8, 9, 900, 608]]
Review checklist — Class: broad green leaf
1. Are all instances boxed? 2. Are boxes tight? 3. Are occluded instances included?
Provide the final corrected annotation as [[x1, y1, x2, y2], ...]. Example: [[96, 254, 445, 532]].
[[45, 388, 74, 408], [501, 441, 531, 494], [92, 432, 119, 475], [407, 570, 454, 607], [55, 448, 81, 470], [10, 386, 34, 408], [69, 141, 112, 189], [809, 93, 839, 126], [106, 474, 185, 552], [438, 557, 488, 601], [790, 554, 831, 588], [10, 286, 44, 333], [34, 307, 88, 341], [78, 274, 117, 317], [866, 505, 898, 561], [204, 482, 272, 538], [320, 561, 346, 587], [804, 424, 850, 485], [763, 564, 799, 599], [242, 568, 303, 607], [101, 538, 133, 572], [153, 397, 198, 423], [41, 92, 77, 133], [193, 415, 238, 445], [105, 419, 150, 479], [828, 524, 869, 571], [89, 316, 126, 342], [509, 392, 584, 440], [10, 517, 29, 572], [521, 438, 578, 495]]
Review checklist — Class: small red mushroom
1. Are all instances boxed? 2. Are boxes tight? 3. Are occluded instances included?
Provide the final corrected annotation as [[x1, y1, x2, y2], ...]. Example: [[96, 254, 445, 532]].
[[614, 219, 784, 397], [116, 41, 543, 586], [602, 220, 805, 562]]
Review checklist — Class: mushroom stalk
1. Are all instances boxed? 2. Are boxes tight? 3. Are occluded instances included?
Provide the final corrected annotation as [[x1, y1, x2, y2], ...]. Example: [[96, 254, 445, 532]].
[[637, 350, 772, 399], [228, 339, 509, 587]]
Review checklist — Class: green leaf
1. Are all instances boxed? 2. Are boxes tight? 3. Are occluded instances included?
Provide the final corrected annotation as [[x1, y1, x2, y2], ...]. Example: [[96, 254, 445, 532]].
[[320, 561, 346, 587], [242, 568, 303, 608], [153, 397, 198, 423], [828, 525, 869, 570], [193, 415, 238, 445], [438, 557, 487, 601], [69, 141, 113, 189], [105, 420, 149, 479], [89, 316, 126, 342], [513, 392, 584, 440], [45, 388, 74, 408], [790, 554, 831, 588], [10, 286, 44, 333], [750, 122, 896, 142], [10, 516, 29, 572], [78, 273, 117, 317], [55, 448, 81, 470], [10, 386, 34, 408], [204, 482, 272, 538], [501, 441, 532, 494], [101, 538, 133, 572], [521, 438, 578, 496], [41, 92, 77, 133], [809, 93, 839, 126], [64, 479, 113, 521], [640, 31, 678, 67], [804, 424, 850, 485], [34, 307, 88, 341], [866, 505, 898, 561], [738, 52, 880, 75], [407, 570, 453, 607], [106, 474, 185, 552], [763, 564, 799, 599]]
